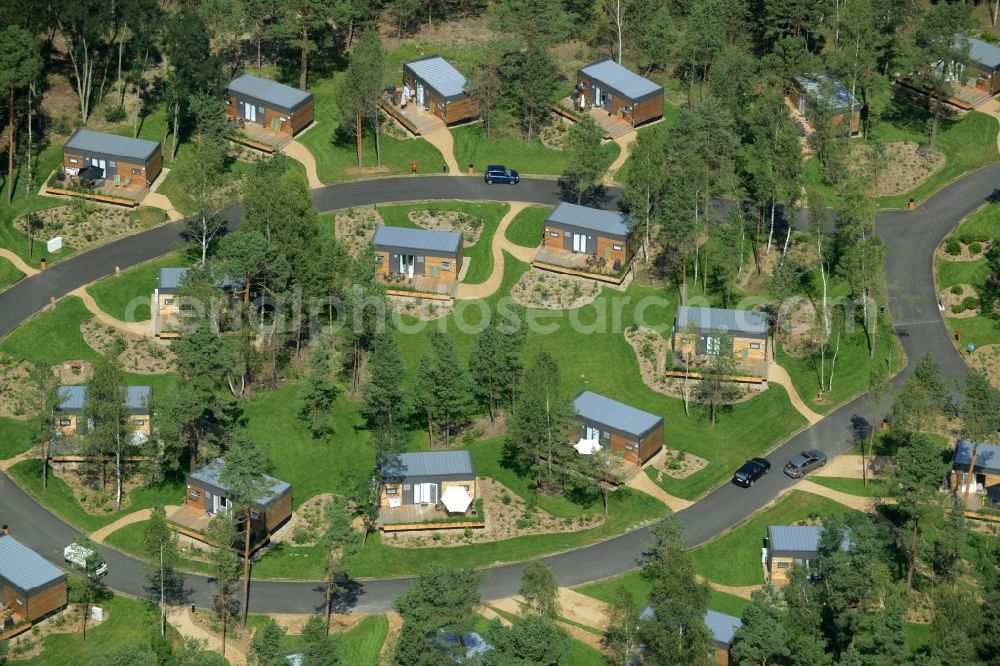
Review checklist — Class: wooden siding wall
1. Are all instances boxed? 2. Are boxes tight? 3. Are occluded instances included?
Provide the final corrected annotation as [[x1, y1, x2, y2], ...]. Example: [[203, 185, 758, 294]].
[[63, 150, 160, 189], [381, 482, 403, 508], [224, 93, 313, 137], [264, 492, 293, 532], [424, 255, 460, 279], [768, 555, 796, 586], [576, 76, 663, 127], [157, 293, 182, 331], [595, 235, 629, 266], [609, 432, 642, 466], [186, 481, 207, 510], [129, 413, 151, 435], [287, 99, 314, 135], [544, 227, 563, 250], [672, 333, 766, 361], [444, 95, 479, 124], [26, 583, 67, 622], [639, 423, 664, 463], [713, 647, 731, 666], [630, 94, 664, 126], [973, 65, 1000, 95], [224, 95, 238, 119], [950, 469, 1000, 492], [53, 413, 79, 438], [2, 583, 20, 616], [376, 251, 390, 274]]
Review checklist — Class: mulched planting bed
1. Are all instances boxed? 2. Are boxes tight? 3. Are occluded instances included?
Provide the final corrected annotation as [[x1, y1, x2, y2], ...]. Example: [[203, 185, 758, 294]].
[[510, 269, 602, 310], [0, 353, 45, 419], [940, 284, 981, 318], [81, 320, 176, 373], [334, 206, 385, 257], [649, 449, 709, 481], [15, 200, 145, 251], [851, 141, 945, 197], [409, 208, 486, 245], [388, 296, 454, 321]]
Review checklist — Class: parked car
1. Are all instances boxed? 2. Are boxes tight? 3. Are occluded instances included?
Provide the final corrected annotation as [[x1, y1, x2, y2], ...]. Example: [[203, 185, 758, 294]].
[[783, 449, 827, 479], [64, 542, 108, 578], [733, 457, 770, 487], [484, 165, 519, 185]]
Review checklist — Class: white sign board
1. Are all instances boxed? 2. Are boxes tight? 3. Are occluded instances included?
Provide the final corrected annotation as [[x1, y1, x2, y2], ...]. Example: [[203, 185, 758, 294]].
[[91, 606, 105, 622], [47, 236, 63, 253]]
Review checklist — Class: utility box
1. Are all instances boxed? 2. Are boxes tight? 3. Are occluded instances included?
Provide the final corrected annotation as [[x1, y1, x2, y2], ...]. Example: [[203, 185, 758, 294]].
[[47, 236, 63, 253]]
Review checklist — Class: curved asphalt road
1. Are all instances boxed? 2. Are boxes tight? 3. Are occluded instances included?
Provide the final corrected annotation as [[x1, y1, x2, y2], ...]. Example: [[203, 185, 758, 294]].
[[0, 169, 989, 613]]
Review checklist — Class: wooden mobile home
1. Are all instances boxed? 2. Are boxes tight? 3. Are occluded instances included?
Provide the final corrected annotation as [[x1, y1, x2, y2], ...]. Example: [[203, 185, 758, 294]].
[[0, 534, 68, 624], [951, 440, 1000, 502], [672, 306, 769, 377], [224, 73, 314, 137], [640, 606, 741, 665], [788, 75, 862, 135], [373, 226, 464, 280], [766, 525, 849, 586], [184, 458, 293, 542], [575, 59, 664, 127], [54, 385, 152, 439], [380, 451, 477, 509], [402, 56, 479, 124], [961, 35, 1000, 96], [62, 129, 162, 189], [154, 267, 188, 338], [573, 390, 663, 466], [542, 202, 634, 271]]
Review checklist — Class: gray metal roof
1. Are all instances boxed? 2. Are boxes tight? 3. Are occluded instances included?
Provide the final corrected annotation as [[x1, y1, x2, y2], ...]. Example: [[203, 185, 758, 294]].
[[638, 606, 741, 648], [793, 75, 861, 112], [676, 306, 769, 336], [0, 535, 66, 594], [573, 390, 662, 439], [227, 73, 312, 111], [954, 440, 1000, 475], [158, 267, 189, 291], [65, 128, 160, 162], [189, 458, 292, 508], [56, 385, 151, 412], [963, 35, 1000, 69], [704, 610, 742, 648], [404, 56, 469, 99], [546, 201, 631, 237], [372, 225, 462, 255], [768, 525, 850, 556], [579, 59, 663, 101], [385, 451, 475, 479]]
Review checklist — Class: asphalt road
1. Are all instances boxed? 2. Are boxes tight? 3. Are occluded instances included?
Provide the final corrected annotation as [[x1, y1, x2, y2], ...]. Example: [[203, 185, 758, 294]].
[[0, 168, 989, 613]]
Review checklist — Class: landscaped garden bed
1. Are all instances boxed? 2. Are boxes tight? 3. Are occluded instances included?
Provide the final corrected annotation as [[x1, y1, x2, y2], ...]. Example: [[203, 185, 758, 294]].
[[967, 344, 1000, 389], [0, 353, 45, 419], [850, 140, 944, 197], [940, 284, 981, 317], [14, 201, 166, 253], [388, 295, 454, 320], [409, 207, 486, 244], [81, 320, 175, 373], [333, 206, 385, 257], [510, 268, 602, 309], [647, 449, 709, 482]]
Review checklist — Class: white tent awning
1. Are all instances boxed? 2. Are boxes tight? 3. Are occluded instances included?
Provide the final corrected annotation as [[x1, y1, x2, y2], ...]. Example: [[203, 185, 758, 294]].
[[440, 485, 473, 513], [574, 438, 602, 455]]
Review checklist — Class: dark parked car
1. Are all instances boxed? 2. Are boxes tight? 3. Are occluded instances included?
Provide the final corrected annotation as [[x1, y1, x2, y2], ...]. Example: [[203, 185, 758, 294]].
[[484, 164, 519, 184], [733, 457, 770, 487], [783, 449, 827, 479]]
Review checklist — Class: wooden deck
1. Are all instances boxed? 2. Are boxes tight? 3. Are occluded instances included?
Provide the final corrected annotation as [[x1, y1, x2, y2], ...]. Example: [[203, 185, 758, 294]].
[[379, 100, 446, 136], [380, 273, 458, 298], [229, 120, 292, 152], [533, 247, 632, 285], [168, 505, 211, 533], [556, 98, 633, 138]]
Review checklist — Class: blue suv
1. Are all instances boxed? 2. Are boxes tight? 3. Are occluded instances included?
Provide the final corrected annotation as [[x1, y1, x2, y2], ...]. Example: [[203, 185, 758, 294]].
[[484, 165, 519, 185]]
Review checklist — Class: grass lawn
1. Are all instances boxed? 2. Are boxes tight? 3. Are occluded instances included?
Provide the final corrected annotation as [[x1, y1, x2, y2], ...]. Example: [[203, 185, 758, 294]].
[[340, 614, 389, 665], [452, 124, 620, 177], [7, 458, 185, 533], [776, 313, 904, 415], [708, 590, 750, 617], [377, 201, 510, 285], [256, 460, 664, 579], [690, 490, 858, 587], [575, 570, 748, 618], [0, 416, 42, 459], [505, 205, 551, 248], [86, 250, 187, 321], [14, 593, 173, 664], [936, 256, 1000, 347], [809, 476, 889, 497], [0, 296, 99, 365], [0, 256, 25, 291], [804, 105, 999, 209], [104, 520, 214, 575], [951, 199, 1000, 240]]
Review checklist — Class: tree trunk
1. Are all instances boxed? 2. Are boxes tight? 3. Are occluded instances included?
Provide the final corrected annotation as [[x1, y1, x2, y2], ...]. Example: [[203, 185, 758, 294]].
[[325, 563, 334, 633], [159, 543, 166, 637], [906, 520, 917, 593], [299, 28, 309, 90], [828, 331, 840, 393], [171, 102, 179, 162], [115, 448, 122, 510], [929, 96, 940, 151], [116, 21, 127, 106], [355, 111, 363, 168], [257, 33, 262, 73], [26, 82, 33, 197], [765, 199, 775, 254], [373, 111, 381, 167], [7, 84, 14, 205], [241, 507, 252, 629], [962, 444, 979, 506]]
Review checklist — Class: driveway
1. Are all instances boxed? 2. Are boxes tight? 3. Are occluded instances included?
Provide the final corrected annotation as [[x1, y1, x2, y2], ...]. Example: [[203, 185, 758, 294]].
[[0, 164, 991, 613]]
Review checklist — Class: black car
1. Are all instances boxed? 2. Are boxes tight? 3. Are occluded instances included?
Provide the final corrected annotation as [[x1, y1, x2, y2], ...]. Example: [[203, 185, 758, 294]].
[[733, 457, 770, 487], [484, 164, 519, 184], [783, 449, 827, 479]]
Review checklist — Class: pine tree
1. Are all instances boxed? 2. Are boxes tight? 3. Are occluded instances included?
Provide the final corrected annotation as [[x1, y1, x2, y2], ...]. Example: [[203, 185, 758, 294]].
[[142, 506, 182, 637], [731, 587, 790, 665], [298, 343, 337, 438], [561, 115, 605, 204], [414, 332, 474, 447]]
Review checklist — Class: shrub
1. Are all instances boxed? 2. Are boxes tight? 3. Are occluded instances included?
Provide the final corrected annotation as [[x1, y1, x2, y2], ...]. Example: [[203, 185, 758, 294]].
[[969, 242, 983, 254], [104, 105, 127, 123], [501, 492, 512, 506], [959, 232, 975, 246], [951, 285, 964, 295], [945, 238, 962, 255], [961, 296, 980, 311], [431, 531, 443, 541], [514, 517, 532, 530], [952, 303, 966, 314]]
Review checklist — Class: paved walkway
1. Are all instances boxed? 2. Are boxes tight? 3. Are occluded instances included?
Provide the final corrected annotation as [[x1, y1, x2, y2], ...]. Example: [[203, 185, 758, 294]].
[[604, 130, 636, 185], [0, 450, 35, 471], [167, 607, 248, 665], [144, 168, 183, 221], [455, 202, 536, 300], [696, 575, 760, 600], [813, 454, 890, 479], [284, 140, 324, 189], [792, 479, 883, 511], [767, 361, 823, 425], [421, 128, 462, 176], [90, 505, 181, 544], [0, 249, 39, 276], [626, 454, 694, 512], [71, 286, 155, 338], [379, 612, 403, 666]]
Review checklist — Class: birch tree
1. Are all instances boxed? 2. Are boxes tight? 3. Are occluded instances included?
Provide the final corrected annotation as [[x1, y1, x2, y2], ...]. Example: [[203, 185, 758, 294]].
[[142, 506, 182, 637], [0, 26, 40, 205], [57, 2, 110, 124], [624, 127, 668, 266]]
